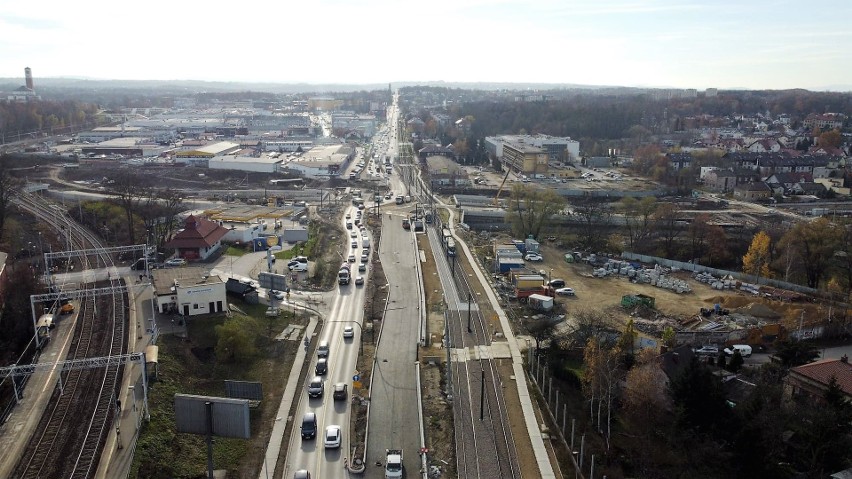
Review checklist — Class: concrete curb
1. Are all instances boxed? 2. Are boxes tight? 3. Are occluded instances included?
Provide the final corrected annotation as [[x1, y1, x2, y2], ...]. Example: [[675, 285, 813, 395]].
[[415, 362, 428, 479]]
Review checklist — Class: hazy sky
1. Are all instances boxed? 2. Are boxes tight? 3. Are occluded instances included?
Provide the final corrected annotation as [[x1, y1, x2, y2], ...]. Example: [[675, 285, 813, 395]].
[[1, 0, 850, 90]]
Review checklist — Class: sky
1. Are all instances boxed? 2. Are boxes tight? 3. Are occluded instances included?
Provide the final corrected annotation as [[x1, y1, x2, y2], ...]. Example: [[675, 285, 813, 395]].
[[1, 0, 850, 91]]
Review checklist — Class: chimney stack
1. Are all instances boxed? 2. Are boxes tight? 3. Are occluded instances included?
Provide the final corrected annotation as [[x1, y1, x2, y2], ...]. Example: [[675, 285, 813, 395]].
[[24, 67, 33, 91]]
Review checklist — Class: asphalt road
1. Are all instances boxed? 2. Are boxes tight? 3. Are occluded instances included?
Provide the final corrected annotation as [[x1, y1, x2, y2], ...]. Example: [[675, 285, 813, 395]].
[[282, 202, 371, 479], [362, 210, 423, 479]]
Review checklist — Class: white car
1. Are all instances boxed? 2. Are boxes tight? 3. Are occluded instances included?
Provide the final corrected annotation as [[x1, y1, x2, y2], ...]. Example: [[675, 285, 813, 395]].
[[324, 425, 341, 449], [270, 290, 286, 300], [350, 231, 357, 238], [555, 287, 575, 296], [165, 258, 187, 267], [524, 253, 543, 262], [343, 326, 354, 338], [289, 262, 308, 272]]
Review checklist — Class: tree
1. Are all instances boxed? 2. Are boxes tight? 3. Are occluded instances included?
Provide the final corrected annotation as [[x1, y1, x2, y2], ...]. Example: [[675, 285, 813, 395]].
[[0, 157, 20, 241], [817, 129, 842, 148], [572, 198, 613, 250], [622, 349, 670, 433], [505, 184, 566, 239], [620, 196, 657, 251], [215, 318, 257, 363], [583, 337, 622, 448], [776, 218, 841, 288], [523, 316, 559, 353], [654, 203, 683, 258], [742, 230, 773, 282], [773, 339, 820, 368], [109, 171, 148, 245], [727, 350, 744, 372], [669, 356, 732, 439]]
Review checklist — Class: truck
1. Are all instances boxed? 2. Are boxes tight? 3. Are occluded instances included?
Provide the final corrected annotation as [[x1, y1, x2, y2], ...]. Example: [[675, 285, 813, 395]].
[[514, 286, 554, 302], [385, 449, 403, 479], [338, 263, 351, 285], [528, 293, 554, 311]]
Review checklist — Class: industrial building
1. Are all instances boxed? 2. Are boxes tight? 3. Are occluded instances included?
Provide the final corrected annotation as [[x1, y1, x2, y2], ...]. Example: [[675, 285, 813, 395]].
[[485, 134, 581, 174], [208, 155, 283, 173]]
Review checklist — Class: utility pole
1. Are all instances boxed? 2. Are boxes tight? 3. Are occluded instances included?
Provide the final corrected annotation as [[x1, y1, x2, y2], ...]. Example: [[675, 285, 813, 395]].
[[479, 369, 485, 420]]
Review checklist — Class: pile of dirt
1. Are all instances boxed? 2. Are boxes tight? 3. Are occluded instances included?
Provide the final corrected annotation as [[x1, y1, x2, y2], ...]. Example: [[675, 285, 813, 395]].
[[735, 302, 781, 319]]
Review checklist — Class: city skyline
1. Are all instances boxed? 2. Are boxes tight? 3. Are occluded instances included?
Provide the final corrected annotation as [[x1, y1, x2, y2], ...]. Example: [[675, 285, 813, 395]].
[[1, 0, 850, 91]]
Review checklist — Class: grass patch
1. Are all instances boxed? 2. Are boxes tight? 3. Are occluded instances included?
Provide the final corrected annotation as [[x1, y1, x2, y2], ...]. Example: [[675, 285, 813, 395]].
[[130, 306, 301, 478], [223, 245, 250, 257]]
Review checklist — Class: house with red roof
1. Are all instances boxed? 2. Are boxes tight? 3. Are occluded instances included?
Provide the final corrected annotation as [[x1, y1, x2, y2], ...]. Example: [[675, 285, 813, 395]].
[[785, 356, 852, 404], [164, 215, 229, 261]]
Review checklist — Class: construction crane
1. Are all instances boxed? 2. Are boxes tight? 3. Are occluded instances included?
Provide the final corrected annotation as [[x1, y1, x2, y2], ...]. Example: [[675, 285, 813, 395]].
[[493, 167, 512, 206]]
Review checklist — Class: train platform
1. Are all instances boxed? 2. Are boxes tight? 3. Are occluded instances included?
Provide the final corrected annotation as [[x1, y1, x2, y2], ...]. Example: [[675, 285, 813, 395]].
[[0, 304, 81, 477]]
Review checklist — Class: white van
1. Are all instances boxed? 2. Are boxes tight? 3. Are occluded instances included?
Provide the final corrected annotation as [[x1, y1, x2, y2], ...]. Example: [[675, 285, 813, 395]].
[[723, 344, 752, 357]]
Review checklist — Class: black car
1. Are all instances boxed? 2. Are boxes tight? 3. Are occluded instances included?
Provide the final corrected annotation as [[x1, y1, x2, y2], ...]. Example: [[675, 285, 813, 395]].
[[300, 412, 317, 439], [315, 358, 328, 375], [547, 279, 566, 288]]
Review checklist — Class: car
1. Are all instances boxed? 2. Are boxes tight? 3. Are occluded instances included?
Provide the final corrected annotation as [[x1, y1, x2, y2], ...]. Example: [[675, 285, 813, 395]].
[[346, 222, 353, 230], [289, 262, 308, 272], [348, 254, 356, 263], [300, 412, 317, 439], [317, 340, 330, 358], [294, 470, 311, 479], [333, 382, 348, 401], [270, 290, 285, 300], [343, 326, 354, 338], [350, 231, 357, 238], [524, 253, 543, 262], [555, 287, 576, 296], [355, 276, 364, 286], [358, 263, 367, 272], [694, 345, 720, 356], [360, 253, 368, 263], [547, 279, 566, 288], [165, 258, 187, 267], [345, 213, 351, 219], [324, 425, 341, 449], [351, 241, 358, 248], [307, 376, 324, 398], [723, 345, 753, 357], [315, 358, 328, 375]]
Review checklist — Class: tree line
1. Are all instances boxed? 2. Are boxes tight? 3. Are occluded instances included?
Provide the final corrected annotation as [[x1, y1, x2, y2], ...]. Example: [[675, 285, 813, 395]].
[[0, 100, 102, 141]]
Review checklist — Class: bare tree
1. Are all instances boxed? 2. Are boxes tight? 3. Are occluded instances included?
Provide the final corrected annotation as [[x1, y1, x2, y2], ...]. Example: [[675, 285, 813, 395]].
[[654, 202, 683, 258], [109, 171, 149, 245], [505, 184, 566, 239], [573, 198, 613, 250], [620, 196, 657, 251]]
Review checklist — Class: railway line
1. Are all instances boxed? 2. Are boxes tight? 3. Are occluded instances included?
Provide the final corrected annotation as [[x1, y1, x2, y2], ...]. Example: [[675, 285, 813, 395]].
[[431, 222, 521, 479], [10, 192, 129, 479]]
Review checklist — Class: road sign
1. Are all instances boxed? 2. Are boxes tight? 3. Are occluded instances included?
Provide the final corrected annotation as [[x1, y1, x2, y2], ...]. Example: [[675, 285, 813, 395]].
[[353, 381, 362, 389], [353, 374, 361, 382]]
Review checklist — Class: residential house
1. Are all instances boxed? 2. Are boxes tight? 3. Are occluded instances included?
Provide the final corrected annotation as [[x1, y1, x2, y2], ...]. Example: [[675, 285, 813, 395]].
[[164, 215, 229, 261], [418, 145, 456, 161], [666, 153, 694, 171], [733, 181, 772, 201], [803, 113, 846, 130], [785, 356, 852, 404], [746, 138, 783, 153], [705, 169, 738, 192], [764, 172, 814, 195]]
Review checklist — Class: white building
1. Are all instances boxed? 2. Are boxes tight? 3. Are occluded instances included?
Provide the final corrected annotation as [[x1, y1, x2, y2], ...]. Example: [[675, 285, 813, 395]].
[[208, 155, 283, 173], [152, 267, 227, 316], [485, 134, 580, 164]]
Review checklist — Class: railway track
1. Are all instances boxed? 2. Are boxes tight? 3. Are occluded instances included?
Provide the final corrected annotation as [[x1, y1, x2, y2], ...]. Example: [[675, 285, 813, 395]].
[[434, 224, 520, 479], [11, 192, 128, 479]]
